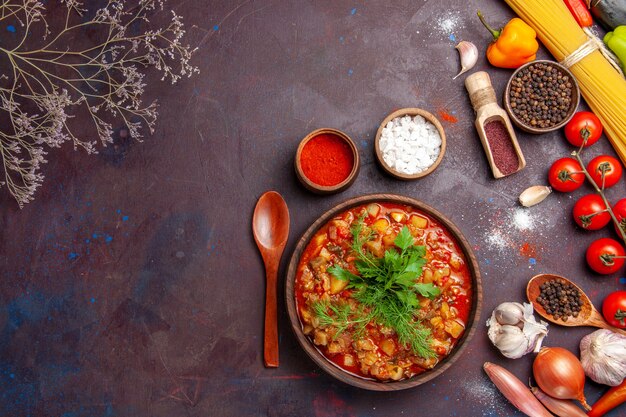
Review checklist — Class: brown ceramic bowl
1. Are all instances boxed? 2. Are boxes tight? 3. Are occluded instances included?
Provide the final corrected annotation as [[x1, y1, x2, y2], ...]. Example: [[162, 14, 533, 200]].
[[285, 194, 483, 390], [504, 60, 580, 134], [374, 108, 446, 180], [294, 128, 360, 194]]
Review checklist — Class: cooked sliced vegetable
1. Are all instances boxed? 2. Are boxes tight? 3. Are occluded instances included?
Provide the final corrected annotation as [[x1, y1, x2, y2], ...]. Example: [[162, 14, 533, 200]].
[[296, 203, 473, 382]]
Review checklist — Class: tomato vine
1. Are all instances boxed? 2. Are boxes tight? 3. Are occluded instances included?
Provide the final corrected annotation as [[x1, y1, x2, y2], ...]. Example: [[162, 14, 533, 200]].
[[571, 149, 626, 245]]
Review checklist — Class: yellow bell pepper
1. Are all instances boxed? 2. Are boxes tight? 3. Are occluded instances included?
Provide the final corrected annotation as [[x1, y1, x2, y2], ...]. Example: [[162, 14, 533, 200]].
[[477, 11, 539, 69]]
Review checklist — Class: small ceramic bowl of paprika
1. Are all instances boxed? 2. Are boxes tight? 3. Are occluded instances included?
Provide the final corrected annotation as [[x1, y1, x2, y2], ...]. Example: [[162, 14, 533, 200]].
[[294, 128, 360, 194]]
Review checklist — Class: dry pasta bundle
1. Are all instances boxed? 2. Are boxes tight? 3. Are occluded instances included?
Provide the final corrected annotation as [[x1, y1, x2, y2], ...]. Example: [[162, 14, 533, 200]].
[[504, 0, 626, 163]]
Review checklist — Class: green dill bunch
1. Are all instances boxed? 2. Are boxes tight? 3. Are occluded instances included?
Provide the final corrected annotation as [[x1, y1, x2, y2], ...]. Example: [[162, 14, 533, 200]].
[[320, 218, 441, 358]]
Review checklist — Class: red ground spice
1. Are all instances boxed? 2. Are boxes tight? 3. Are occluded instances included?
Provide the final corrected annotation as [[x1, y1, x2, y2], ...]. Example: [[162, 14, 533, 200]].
[[438, 109, 458, 123], [519, 242, 537, 258], [484, 120, 519, 175], [300, 133, 354, 186]]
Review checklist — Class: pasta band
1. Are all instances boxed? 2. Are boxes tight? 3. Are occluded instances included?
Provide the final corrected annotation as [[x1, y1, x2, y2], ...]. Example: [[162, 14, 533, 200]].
[[504, 0, 626, 164]]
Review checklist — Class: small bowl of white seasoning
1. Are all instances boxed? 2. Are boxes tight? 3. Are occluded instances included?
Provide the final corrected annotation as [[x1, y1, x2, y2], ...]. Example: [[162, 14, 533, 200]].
[[374, 108, 446, 180]]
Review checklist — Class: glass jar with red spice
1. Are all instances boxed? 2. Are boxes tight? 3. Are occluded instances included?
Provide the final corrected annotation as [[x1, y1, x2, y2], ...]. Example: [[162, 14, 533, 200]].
[[295, 128, 360, 194]]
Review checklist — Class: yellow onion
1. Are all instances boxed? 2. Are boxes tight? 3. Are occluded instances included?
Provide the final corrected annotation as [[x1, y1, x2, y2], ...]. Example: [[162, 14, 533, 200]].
[[533, 347, 591, 410]]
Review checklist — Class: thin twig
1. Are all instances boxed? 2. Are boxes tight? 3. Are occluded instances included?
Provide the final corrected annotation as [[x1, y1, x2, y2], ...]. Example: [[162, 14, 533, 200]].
[[0, 0, 198, 207]]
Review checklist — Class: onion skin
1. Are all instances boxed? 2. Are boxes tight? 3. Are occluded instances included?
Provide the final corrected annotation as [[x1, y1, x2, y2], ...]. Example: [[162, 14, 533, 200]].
[[530, 386, 587, 417], [533, 347, 590, 410], [483, 362, 554, 417]]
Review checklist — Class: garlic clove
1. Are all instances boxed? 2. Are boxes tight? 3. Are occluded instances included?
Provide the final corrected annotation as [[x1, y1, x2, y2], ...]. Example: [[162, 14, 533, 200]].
[[523, 320, 549, 352], [522, 302, 549, 352], [494, 302, 525, 326], [493, 325, 530, 359], [453, 41, 478, 80], [519, 185, 552, 207]]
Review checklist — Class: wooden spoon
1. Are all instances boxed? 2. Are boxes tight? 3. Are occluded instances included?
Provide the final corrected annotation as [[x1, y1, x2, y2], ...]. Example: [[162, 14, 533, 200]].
[[526, 274, 626, 335], [252, 191, 290, 367]]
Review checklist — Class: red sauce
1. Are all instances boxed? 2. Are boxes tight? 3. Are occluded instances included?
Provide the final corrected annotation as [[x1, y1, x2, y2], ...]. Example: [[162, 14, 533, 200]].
[[300, 133, 354, 186], [294, 202, 473, 382]]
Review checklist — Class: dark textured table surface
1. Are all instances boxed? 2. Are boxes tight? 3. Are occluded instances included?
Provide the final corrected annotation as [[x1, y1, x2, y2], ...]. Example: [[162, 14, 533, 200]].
[[2, 1, 625, 416]]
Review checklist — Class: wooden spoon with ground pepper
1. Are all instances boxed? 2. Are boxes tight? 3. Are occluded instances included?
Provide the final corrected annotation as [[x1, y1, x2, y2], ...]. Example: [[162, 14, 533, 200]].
[[527, 273, 626, 335]]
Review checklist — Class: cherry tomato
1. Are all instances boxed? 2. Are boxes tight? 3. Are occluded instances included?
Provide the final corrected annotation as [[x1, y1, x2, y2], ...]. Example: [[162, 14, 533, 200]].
[[587, 155, 623, 189], [613, 198, 626, 237], [586, 238, 626, 274], [548, 157, 585, 192], [564, 111, 603, 147], [573, 194, 610, 230], [602, 291, 626, 328]]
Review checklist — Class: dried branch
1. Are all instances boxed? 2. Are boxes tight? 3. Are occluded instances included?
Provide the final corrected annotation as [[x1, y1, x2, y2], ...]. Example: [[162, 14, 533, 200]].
[[0, 0, 199, 207]]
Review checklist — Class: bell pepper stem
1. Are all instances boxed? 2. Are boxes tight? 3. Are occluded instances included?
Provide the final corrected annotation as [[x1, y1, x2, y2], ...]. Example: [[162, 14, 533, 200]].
[[477, 11, 501, 40]]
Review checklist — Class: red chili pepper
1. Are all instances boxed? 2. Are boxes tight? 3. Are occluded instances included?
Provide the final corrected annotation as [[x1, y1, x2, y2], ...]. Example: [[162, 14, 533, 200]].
[[587, 379, 626, 417], [563, 0, 593, 27]]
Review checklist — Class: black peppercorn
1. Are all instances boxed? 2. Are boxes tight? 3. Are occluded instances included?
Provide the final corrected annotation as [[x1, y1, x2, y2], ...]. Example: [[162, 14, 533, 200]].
[[508, 62, 573, 129], [536, 278, 583, 321]]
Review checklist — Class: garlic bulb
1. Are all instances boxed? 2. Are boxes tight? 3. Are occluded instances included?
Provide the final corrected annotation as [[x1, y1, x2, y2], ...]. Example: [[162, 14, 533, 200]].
[[487, 302, 549, 359], [453, 41, 478, 80], [580, 329, 626, 386]]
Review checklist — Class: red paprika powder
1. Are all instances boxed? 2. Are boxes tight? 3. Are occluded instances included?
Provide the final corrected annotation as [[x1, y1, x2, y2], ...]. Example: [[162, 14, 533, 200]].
[[300, 133, 354, 186], [484, 120, 519, 175]]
